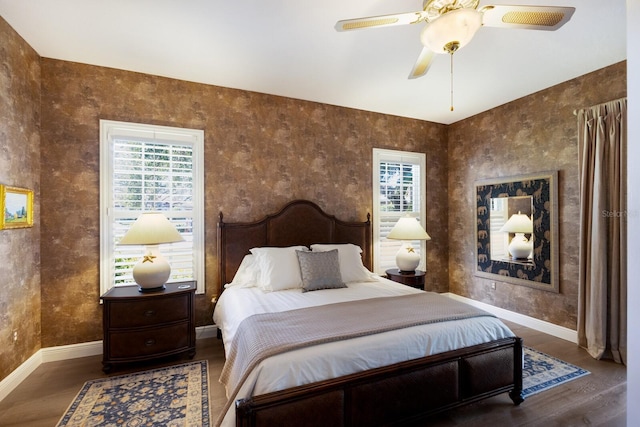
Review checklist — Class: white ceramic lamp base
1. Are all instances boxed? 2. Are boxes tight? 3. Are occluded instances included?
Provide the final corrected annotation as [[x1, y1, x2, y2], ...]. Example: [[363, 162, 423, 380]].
[[395, 242, 421, 272], [507, 233, 533, 259], [132, 245, 171, 291]]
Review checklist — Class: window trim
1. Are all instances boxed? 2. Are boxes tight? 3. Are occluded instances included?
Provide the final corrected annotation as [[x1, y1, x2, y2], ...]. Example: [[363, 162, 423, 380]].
[[372, 148, 427, 275], [99, 120, 205, 295]]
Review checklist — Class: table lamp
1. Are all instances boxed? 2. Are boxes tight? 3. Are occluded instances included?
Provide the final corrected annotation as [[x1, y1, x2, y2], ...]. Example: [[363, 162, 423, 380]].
[[386, 216, 431, 273], [118, 212, 184, 291], [499, 211, 533, 259]]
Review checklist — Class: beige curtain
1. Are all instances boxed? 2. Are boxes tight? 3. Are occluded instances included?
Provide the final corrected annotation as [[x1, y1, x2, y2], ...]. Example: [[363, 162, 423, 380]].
[[577, 98, 627, 364]]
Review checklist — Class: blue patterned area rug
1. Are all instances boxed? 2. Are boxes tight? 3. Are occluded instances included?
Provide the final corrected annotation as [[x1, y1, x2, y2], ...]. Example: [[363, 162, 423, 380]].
[[523, 347, 590, 398], [56, 360, 210, 427]]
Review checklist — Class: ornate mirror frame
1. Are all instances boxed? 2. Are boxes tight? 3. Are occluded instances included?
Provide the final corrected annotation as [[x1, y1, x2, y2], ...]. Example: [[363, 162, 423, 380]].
[[475, 171, 559, 292]]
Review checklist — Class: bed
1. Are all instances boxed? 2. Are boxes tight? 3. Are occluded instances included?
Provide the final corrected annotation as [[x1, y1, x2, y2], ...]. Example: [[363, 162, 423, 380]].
[[214, 200, 524, 427]]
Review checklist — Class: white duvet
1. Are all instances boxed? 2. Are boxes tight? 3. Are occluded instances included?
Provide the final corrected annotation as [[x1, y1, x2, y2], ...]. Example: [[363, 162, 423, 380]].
[[213, 277, 515, 427]]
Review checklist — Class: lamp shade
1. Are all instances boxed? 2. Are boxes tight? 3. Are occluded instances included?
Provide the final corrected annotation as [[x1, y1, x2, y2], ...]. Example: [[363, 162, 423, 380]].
[[499, 212, 533, 234], [387, 216, 431, 241], [420, 8, 482, 54], [118, 212, 184, 245]]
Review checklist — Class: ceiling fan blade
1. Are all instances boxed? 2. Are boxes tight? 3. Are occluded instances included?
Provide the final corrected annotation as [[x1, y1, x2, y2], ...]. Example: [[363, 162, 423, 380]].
[[408, 47, 435, 79], [335, 11, 426, 32], [480, 5, 575, 31]]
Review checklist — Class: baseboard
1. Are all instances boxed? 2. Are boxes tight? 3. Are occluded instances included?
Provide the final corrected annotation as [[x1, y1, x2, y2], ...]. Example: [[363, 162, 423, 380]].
[[0, 324, 219, 402], [0, 351, 42, 402], [41, 340, 103, 363], [443, 292, 578, 343], [195, 324, 218, 340]]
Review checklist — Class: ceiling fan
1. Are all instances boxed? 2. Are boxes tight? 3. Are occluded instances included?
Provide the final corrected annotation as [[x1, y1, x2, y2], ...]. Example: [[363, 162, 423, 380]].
[[335, 0, 575, 80]]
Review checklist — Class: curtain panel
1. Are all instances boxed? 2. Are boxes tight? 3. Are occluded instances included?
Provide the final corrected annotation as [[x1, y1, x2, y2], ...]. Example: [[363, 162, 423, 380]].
[[577, 98, 627, 364]]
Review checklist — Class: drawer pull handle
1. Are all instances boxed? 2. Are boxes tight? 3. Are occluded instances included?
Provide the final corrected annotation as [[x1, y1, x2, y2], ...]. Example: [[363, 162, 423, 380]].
[[145, 339, 156, 347], [144, 310, 156, 317]]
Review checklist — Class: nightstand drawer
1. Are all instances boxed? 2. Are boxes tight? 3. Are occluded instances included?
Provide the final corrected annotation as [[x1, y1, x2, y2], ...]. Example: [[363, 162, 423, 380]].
[[108, 322, 190, 359], [108, 294, 190, 328]]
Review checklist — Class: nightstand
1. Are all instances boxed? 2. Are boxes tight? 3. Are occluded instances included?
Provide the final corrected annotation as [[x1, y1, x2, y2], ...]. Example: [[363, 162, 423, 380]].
[[101, 281, 196, 373], [385, 268, 426, 290]]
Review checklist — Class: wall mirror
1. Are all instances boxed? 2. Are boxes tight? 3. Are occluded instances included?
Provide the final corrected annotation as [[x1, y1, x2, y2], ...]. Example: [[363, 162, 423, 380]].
[[475, 171, 559, 292]]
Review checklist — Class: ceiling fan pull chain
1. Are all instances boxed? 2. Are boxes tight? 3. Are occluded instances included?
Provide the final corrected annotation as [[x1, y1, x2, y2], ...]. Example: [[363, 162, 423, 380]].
[[450, 51, 454, 112]]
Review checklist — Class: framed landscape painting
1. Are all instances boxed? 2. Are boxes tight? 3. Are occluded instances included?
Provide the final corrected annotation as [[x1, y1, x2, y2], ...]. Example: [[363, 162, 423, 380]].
[[1, 185, 34, 229]]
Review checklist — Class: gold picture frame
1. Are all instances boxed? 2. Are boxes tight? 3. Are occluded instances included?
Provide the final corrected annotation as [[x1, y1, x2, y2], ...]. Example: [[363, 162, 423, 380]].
[[1, 185, 34, 229]]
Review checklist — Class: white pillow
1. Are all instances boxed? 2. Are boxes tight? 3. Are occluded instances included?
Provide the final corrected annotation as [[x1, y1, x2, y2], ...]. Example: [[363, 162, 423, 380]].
[[224, 254, 258, 288], [250, 246, 308, 291], [310, 243, 376, 283]]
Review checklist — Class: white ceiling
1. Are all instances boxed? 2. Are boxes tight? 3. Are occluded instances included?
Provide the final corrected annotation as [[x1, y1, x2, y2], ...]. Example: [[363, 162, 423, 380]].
[[0, 0, 627, 125]]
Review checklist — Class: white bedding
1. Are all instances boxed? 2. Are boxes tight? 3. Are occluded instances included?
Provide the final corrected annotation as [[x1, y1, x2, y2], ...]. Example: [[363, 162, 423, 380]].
[[213, 276, 515, 427]]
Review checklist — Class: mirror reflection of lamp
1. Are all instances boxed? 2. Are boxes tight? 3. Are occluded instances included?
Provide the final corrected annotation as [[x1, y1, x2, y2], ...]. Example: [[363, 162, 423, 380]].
[[386, 216, 431, 273], [499, 211, 533, 259], [118, 212, 185, 292]]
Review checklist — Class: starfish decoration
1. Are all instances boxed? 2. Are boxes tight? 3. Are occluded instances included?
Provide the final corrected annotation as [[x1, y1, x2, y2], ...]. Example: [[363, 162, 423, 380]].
[[142, 255, 157, 263], [406, 247, 416, 253]]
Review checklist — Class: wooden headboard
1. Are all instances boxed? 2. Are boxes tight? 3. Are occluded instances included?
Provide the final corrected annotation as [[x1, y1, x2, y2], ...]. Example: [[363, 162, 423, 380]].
[[217, 200, 372, 297]]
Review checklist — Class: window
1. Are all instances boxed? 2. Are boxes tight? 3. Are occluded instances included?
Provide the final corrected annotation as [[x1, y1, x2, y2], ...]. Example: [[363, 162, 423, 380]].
[[100, 120, 205, 295], [372, 148, 426, 275]]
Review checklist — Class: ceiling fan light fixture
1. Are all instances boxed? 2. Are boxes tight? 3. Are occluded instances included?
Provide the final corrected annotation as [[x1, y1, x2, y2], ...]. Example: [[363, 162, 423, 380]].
[[420, 8, 482, 54]]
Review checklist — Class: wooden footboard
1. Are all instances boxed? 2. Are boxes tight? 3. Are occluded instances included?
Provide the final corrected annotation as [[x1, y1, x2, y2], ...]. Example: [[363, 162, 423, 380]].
[[235, 337, 524, 427]]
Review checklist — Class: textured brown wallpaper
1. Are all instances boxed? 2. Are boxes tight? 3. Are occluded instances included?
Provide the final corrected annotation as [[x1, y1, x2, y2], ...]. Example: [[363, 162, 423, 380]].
[[447, 61, 626, 329], [39, 59, 449, 347], [0, 18, 42, 380]]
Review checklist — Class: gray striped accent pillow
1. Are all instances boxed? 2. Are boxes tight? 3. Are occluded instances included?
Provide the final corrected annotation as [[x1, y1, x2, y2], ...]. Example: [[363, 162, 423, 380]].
[[296, 249, 346, 292]]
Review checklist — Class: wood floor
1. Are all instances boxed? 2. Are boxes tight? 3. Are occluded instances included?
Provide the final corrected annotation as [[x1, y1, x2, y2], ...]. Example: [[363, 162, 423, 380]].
[[0, 321, 626, 427]]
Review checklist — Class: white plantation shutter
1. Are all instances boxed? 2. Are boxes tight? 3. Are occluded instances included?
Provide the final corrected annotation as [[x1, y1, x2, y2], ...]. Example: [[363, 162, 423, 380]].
[[379, 216, 401, 270], [100, 121, 205, 294], [373, 149, 426, 274]]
